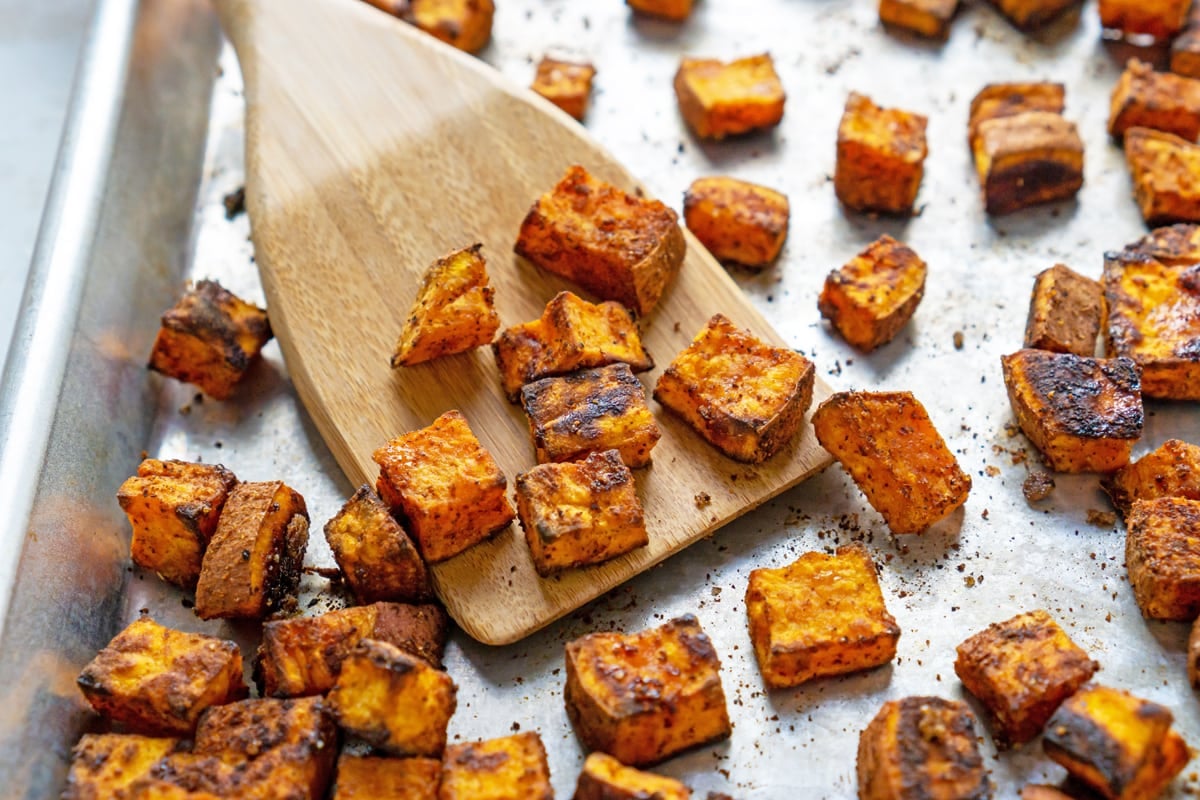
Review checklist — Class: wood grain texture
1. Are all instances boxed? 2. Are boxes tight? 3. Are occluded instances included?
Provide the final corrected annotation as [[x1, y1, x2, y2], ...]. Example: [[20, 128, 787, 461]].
[[216, 0, 833, 645]]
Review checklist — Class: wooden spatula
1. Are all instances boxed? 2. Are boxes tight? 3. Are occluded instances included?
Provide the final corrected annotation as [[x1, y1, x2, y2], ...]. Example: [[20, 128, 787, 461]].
[[215, 0, 833, 645]]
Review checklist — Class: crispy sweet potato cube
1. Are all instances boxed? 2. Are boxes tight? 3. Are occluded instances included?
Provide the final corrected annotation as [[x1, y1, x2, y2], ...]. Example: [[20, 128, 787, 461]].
[[1099, 0, 1189, 39], [391, 243, 500, 367], [255, 602, 448, 697], [973, 111, 1084, 215], [522, 363, 662, 468], [857, 697, 990, 800], [1001, 350, 1143, 473], [745, 544, 900, 689], [1126, 497, 1200, 620], [1102, 439, 1200, 516], [564, 614, 731, 766], [373, 410, 515, 563], [532, 57, 596, 121], [1125, 128, 1200, 226], [627, 0, 693, 21], [116, 458, 238, 590], [515, 165, 685, 315], [63, 734, 182, 800], [835, 93, 929, 215], [878, 0, 959, 39], [516, 449, 648, 576], [573, 752, 691, 800], [76, 617, 246, 736], [493, 291, 654, 401], [328, 638, 456, 757], [653, 314, 815, 463], [439, 732, 553, 800], [1023, 263, 1104, 356], [333, 755, 441, 800], [673, 54, 786, 140], [365, 0, 494, 53], [1044, 684, 1190, 800], [683, 176, 789, 269], [1103, 231, 1200, 398], [954, 609, 1098, 747], [988, 0, 1079, 29], [148, 280, 271, 400], [969, 82, 1066, 148], [818, 235, 927, 352], [812, 391, 971, 534], [1111, 60, 1200, 142], [324, 486, 431, 603], [194, 480, 309, 620]]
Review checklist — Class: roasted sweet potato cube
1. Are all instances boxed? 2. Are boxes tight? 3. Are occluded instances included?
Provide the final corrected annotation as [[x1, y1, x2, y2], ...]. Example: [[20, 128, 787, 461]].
[[653, 314, 815, 463], [516, 449, 648, 576], [373, 410, 515, 562], [745, 544, 900, 689], [522, 363, 661, 468], [818, 235, 927, 352], [1125, 497, 1200, 620], [857, 697, 990, 800], [835, 93, 928, 215], [194, 480, 309, 620], [969, 82, 1066, 148], [116, 458, 238, 590], [439, 732, 553, 800], [1044, 684, 1190, 800], [532, 57, 595, 121], [1099, 0, 1189, 39], [323, 486, 431, 603], [564, 614, 731, 766], [493, 291, 653, 401], [973, 112, 1084, 215], [573, 752, 691, 800], [63, 734, 182, 800], [988, 0, 1079, 29], [365, 0, 494, 53], [1103, 233, 1200, 398], [954, 609, 1098, 747], [391, 243, 500, 367], [76, 616, 246, 736], [878, 0, 959, 39], [1102, 439, 1200, 516], [683, 176, 789, 269], [328, 638, 456, 757], [1125, 128, 1200, 226], [1024, 263, 1104, 356], [1172, 27, 1200, 80], [673, 54, 786, 140], [255, 602, 448, 697], [1001, 350, 1143, 473], [333, 755, 441, 800], [1110, 60, 1200, 142], [627, 0, 693, 21], [812, 391, 971, 534], [515, 165, 685, 315]]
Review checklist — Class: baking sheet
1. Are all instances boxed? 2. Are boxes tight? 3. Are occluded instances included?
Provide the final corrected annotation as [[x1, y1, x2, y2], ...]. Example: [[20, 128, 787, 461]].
[[4, 0, 1200, 796]]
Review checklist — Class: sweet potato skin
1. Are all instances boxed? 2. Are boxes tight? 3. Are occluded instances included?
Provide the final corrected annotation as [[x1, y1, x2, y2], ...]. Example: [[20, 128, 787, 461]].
[[573, 752, 691, 800], [819, 235, 927, 352], [683, 176, 789, 269], [1102, 439, 1200, 516], [835, 93, 928, 215], [673, 54, 786, 140], [323, 485, 431, 603], [1023, 263, 1104, 357], [438, 732, 553, 800]]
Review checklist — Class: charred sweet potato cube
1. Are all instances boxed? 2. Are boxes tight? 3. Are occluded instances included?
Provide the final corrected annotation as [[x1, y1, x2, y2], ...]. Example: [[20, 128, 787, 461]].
[[573, 752, 691, 800], [391, 243, 500, 367], [969, 82, 1066, 147], [323, 486, 431, 603], [116, 458, 238, 590], [1099, 0, 1190, 40], [255, 602, 448, 697], [954, 609, 1098, 747], [1125, 128, 1200, 226], [857, 697, 990, 800], [515, 165, 685, 315], [1024, 263, 1104, 356], [333, 755, 441, 800], [988, 0, 1079, 29], [818, 235, 927, 352], [1103, 231, 1200, 398], [973, 111, 1084, 215], [1044, 684, 1190, 800], [516, 449, 648, 576], [835, 93, 929, 215], [76, 616, 246, 736], [439, 732, 553, 800], [63, 733, 182, 800], [564, 614, 731, 766], [627, 0, 693, 21], [878, 0, 959, 39], [1110, 60, 1200, 142], [365, 0, 494, 53], [673, 54, 786, 140], [1001, 350, 1143, 473], [745, 544, 900, 689], [1104, 439, 1200, 518], [327, 638, 456, 757], [493, 291, 653, 401], [194, 480, 309, 620], [683, 176, 789, 269], [522, 363, 661, 468], [812, 391, 971, 534], [532, 57, 596, 121], [148, 279, 272, 401], [653, 314, 815, 463], [373, 410, 515, 562], [1126, 497, 1200, 620]]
